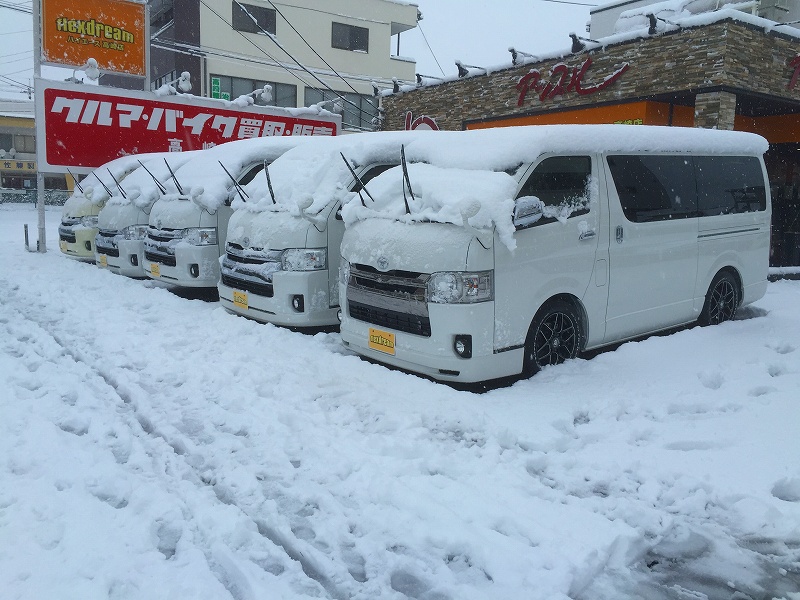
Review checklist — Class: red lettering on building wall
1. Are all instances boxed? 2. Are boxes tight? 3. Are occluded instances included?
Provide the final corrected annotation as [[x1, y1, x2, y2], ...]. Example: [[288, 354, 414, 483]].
[[516, 57, 629, 107], [787, 55, 800, 90]]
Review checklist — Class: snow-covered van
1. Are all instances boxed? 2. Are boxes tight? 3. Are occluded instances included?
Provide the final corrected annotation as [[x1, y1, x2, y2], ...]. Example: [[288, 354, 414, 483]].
[[143, 137, 309, 288], [95, 151, 198, 277], [59, 155, 144, 260], [219, 131, 424, 327], [338, 125, 771, 383]]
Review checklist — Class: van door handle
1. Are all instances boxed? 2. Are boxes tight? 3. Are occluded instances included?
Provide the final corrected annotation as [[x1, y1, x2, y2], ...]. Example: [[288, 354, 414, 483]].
[[579, 230, 596, 241], [616, 225, 624, 244]]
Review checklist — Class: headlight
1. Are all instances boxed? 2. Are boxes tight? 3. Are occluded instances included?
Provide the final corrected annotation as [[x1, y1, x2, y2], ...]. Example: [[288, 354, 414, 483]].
[[281, 248, 327, 271], [339, 259, 350, 286], [80, 216, 99, 227], [181, 227, 218, 246], [427, 271, 494, 304], [122, 224, 149, 240]]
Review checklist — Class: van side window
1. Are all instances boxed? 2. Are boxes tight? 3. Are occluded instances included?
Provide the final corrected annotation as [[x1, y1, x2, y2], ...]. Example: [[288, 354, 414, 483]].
[[337, 164, 395, 220], [607, 155, 697, 222], [514, 156, 591, 228], [694, 156, 766, 215], [238, 163, 265, 186]]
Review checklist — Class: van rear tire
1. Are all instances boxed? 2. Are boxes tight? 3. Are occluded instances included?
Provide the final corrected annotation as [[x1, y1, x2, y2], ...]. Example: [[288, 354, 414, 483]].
[[523, 300, 583, 377], [698, 271, 739, 326]]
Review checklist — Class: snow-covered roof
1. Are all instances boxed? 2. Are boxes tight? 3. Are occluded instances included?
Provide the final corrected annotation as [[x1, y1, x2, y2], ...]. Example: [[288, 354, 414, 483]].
[[339, 124, 768, 249], [236, 130, 434, 215], [159, 136, 312, 213], [403, 3, 800, 92], [103, 151, 201, 211]]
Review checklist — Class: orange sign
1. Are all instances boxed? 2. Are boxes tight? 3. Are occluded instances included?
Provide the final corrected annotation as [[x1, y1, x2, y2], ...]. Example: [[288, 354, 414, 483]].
[[41, 0, 147, 77]]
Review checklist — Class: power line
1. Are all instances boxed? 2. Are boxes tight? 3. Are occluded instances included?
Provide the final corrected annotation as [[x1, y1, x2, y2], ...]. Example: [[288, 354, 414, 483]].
[[415, 20, 445, 78], [0, 1, 32, 14]]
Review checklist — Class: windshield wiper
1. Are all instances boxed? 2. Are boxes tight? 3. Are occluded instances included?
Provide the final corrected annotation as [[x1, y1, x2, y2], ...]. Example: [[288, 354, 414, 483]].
[[106, 168, 127, 199], [90, 170, 113, 198], [400, 145, 414, 215], [339, 152, 376, 208], [137, 160, 167, 195], [164, 158, 184, 196], [219, 161, 249, 203], [67, 168, 84, 194], [264, 161, 276, 204]]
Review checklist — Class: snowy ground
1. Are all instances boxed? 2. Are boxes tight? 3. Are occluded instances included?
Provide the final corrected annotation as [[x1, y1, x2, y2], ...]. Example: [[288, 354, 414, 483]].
[[1, 203, 799, 600]]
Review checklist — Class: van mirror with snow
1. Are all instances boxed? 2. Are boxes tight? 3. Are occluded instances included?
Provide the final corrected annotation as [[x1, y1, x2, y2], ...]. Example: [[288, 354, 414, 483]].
[[513, 196, 544, 228]]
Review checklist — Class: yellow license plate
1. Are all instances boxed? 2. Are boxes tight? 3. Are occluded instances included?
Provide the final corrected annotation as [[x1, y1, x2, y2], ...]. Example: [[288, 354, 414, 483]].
[[59, 240, 67, 252], [150, 263, 160, 278], [98, 254, 108, 268], [368, 328, 396, 355], [233, 290, 248, 310]]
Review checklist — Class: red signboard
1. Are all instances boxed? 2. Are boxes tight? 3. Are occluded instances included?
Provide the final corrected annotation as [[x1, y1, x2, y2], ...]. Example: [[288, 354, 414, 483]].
[[35, 79, 341, 173]]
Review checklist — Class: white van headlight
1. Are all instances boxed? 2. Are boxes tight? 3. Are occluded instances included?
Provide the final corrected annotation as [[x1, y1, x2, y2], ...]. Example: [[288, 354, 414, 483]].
[[281, 248, 327, 271], [80, 216, 99, 227], [339, 259, 350, 285], [122, 224, 149, 240], [181, 227, 218, 246], [427, 271, 494, 304]]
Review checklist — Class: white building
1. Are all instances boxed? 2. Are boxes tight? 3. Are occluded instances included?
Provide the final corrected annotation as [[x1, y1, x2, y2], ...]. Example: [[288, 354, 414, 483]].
[[137, 0, 420, 131]]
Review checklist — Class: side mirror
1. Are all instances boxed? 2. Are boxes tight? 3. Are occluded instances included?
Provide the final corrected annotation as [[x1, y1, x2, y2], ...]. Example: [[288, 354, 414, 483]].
[[296, 195, 314, 212], [513, 196, 544, 228]]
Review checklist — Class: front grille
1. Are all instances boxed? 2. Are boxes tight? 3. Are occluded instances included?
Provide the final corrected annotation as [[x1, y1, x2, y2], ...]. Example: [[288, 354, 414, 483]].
[[350, 264, 427, 299], [145, 250, 176, 267], [221, 273, 274, 297], [96, 245, 119, 257], [147, 227, 182, 243], [59, 231, 76, 243], [349, 300, 431, 337]]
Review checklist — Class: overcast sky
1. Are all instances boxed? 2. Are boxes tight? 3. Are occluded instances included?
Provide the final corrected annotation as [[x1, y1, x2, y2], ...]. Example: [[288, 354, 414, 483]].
[[0, 0, 595, 99]]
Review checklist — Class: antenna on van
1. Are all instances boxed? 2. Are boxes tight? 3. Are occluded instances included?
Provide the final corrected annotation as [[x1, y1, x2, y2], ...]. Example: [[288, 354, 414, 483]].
[[164, 159, 184, 196], [90, 171, 114, 198], [67, 168, 84, 194], [218, 161, 249, 202], [137, 160, 168, 195], [264, 161, 276, 204], [106, 168, 127, 199], [339, 152, 376, 208], [400, 145, 414, 215]]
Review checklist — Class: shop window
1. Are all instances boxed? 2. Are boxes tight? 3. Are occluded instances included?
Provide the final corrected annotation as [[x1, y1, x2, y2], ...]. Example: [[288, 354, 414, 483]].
[[695, 156, 766, 215], [607, 155, 697, 222], [13, 134, 35, 154], [45, 176, 68, 190], [332, 22, 368, 52], [232, 1, 276, 35], [0, 133, 12, 150], [514, 156, 592, 228]]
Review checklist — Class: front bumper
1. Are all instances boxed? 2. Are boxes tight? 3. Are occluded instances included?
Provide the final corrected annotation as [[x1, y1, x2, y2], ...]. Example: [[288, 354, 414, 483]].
[[219, 268, 336, 327], [144, 242, 221, 287], [59, 225, 97, 260], [339, 294, 522, 383], [96, 236, 146, 278]]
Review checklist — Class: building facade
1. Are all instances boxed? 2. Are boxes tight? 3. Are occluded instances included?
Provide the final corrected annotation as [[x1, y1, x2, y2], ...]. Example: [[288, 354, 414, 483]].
[[107, 0, 419, 132], [379, 8, 800, 266]]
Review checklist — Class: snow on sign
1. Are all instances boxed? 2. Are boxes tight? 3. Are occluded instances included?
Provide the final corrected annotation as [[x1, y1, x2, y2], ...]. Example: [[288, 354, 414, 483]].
[[40, 0, 147, 76], [34, 79, 341, 174]]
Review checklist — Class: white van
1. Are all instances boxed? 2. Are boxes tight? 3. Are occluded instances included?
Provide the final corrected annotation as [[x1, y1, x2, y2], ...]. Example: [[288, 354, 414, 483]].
[[95, 151, 198, 277], [58, 154, 144, 260], [338, 125, 771, 383], [143, 137, 307, 288], [219, 131, 423, 327]]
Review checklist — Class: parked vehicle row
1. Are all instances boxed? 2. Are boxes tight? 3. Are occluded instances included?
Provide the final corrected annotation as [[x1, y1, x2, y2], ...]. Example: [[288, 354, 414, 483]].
[[59, 125, 772, 383]]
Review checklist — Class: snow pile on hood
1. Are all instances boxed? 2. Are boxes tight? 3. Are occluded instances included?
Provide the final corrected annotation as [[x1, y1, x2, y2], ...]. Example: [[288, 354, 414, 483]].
[[103, 152, 199, 211], [615, 0, 756, 34], [237, 130, 433, 215], [341, 163, 519, 248], [62, 154, 146, 216], [158, 136, 310, 213]]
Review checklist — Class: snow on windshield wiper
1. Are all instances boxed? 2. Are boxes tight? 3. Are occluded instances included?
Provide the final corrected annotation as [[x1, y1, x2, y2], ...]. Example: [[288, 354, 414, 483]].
[[264, 160, 276, 205], [137, 160, 167, 195], [401, 145, 414, 215], [90, 170, 113, 198], [339, 152, 376, 208], [106, 168, 127, 199], [218, 161, 249, 203], [164, 158, 184, 196], [67, 168, 84, 194]]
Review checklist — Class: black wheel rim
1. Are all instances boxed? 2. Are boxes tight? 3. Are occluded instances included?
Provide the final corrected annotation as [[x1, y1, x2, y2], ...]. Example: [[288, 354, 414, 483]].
[[708, 279, 736, 324], [533, 311, 578, 368]]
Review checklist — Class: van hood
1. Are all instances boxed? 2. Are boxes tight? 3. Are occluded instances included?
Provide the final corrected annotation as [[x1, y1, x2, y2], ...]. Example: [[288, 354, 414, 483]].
[[62, 194, 103, 220], [341, 219, 477, 273], [149, 197, 202, 230], [227, 210, 316, 250], [98, 203, 146, 231]]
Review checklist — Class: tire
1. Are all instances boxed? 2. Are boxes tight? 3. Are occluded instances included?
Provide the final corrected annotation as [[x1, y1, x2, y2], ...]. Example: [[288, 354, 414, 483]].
[[523, 300, 584, 377], [698, 271, 739, 326]]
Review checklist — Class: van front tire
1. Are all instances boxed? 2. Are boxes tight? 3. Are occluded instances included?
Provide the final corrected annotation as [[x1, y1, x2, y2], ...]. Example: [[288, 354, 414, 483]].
[[523, 300, 584, 377], [699, 271, 739, 326]]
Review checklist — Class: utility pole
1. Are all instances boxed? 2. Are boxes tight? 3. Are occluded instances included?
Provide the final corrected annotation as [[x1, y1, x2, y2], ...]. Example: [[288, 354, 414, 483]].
[[32, 0, 46, 252]]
